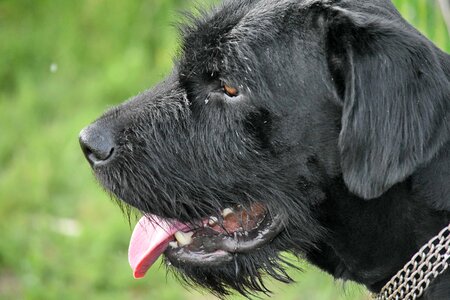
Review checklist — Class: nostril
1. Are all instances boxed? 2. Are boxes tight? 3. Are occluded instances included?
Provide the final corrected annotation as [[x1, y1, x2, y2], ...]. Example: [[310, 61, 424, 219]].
[[79, 125, 116, 166], [87, 146, 114, 163], [83, 141, 114, 161]]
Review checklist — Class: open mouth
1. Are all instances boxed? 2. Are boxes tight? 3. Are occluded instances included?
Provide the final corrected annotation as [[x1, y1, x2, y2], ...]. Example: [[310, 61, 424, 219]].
[[128, 203, 285, 278]]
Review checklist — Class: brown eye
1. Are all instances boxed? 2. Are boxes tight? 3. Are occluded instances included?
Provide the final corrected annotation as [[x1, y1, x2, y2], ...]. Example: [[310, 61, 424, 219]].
[[223, 84, 239, 97]]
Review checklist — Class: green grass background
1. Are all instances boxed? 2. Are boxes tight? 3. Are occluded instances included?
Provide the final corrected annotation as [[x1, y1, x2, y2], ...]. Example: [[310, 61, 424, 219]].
[[0, 0, 448, 299]]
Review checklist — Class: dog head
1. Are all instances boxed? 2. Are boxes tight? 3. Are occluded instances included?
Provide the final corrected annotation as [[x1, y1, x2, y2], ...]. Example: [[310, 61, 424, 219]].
[[80, 0, 450, 296]]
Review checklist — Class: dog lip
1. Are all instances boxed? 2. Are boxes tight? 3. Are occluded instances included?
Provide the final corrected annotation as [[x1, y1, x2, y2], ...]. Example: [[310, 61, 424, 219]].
[[164, 213, 285, 267], [214, 213, 284, 252], [165, 248, 234, 267]]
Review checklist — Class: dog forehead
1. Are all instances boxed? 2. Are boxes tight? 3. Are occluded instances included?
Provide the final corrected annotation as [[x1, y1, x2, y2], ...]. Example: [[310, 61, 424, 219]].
[[229, 0, 298, 36], [200, 0, 325, 40], [179, 0, 324, 78]]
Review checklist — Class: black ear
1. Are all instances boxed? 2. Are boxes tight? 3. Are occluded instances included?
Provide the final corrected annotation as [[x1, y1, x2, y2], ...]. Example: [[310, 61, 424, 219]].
[[326, 5, 450, 199]]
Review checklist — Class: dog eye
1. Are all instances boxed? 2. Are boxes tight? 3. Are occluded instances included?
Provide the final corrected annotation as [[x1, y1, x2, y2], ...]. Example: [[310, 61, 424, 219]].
[[223, 84, 239, 97]]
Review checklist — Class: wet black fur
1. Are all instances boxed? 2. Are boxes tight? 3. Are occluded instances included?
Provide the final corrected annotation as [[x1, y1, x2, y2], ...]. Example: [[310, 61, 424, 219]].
[[84, 0, 450, 298]]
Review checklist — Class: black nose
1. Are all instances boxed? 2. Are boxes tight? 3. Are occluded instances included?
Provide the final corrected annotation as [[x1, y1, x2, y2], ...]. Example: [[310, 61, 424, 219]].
[[79, 124, 115, 166]]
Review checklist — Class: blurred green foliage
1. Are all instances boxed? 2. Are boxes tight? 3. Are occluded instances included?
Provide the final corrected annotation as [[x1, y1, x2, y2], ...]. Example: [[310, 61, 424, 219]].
[[0, 0, 448, 299]]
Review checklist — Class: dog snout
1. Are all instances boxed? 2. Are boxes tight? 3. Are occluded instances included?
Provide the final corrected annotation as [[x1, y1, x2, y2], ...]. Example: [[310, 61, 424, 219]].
[[79, 123, 115, 166]]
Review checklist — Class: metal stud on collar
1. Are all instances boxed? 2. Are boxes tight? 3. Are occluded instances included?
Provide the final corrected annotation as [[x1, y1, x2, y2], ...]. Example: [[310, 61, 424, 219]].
[[375, 223, 450, 300]]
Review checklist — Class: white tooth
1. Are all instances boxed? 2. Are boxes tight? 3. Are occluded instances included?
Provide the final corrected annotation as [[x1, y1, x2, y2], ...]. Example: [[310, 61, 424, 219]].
[[222, 208, 233, 218], [169, 241, 179, 248], [174, 231, 194, 246], [208, 216, 219, 226]]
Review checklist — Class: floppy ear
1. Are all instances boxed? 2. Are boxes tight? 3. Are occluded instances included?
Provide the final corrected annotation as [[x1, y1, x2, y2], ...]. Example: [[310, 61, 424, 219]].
[[325, 6, 450, 199]]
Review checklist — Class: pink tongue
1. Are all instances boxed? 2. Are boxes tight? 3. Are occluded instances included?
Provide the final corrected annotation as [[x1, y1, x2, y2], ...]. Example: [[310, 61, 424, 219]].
[[128, 215, 182, 279]]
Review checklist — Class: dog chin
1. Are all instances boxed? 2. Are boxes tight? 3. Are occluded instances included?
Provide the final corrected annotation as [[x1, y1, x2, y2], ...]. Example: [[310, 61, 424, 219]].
[[124, 198, 298, 297]]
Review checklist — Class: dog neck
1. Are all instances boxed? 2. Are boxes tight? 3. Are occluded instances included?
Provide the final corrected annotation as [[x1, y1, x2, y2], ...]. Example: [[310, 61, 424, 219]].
[[375, 223, 450, 299], [309, 143, 450, 299]]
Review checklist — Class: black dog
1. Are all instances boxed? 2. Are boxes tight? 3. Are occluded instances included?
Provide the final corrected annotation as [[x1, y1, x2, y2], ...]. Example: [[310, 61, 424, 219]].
[[79, 0, 450, 298]]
